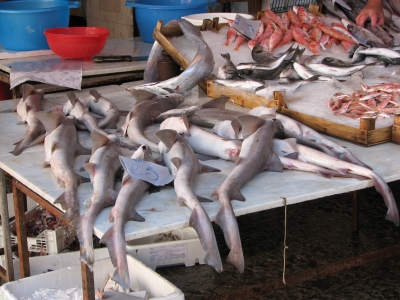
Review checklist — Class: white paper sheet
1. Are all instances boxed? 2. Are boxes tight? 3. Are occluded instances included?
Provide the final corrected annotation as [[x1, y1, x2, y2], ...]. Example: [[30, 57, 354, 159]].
[[9, 58, 82, 90]]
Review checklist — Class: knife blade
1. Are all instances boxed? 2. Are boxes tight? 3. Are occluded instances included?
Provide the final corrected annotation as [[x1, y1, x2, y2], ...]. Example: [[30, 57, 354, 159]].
[[93, 55, 148, 62]]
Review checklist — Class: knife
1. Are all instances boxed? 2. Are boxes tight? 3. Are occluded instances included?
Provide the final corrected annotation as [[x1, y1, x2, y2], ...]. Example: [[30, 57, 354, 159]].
[[93, 55, 148, 62]]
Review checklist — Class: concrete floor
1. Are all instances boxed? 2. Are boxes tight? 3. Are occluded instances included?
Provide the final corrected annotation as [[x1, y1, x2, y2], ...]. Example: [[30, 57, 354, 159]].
[[156, 180, 400, 299]]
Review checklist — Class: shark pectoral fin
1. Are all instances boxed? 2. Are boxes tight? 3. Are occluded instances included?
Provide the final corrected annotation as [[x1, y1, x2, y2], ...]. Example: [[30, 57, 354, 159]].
[[154, 156, 164, 165], [42, 161, 51, 168], [201, 96, 230, 109], [337, 167, 351, 175], [75, 143, 92, 156], [155, 129, 177, 152], [177, 196, 186, 206], [128, 209, 145, 222], [237, 115, 266, 139], [83, 162, 96, 179], [130, 89, 157, 102], [231, 118, 242, 139], [76, 172, 90, 184], [197, 195, 214, 203], [29, 134, 46, 147], [171, 157, 182, 170], [35, 111, 65, 134], [181, 114, 191, 136], [199, 163, 220, 174], [316, 169, 336, 179], [91, 132, 109, 153], [264, 153, 284, 172], [67, 91, 77, 106]]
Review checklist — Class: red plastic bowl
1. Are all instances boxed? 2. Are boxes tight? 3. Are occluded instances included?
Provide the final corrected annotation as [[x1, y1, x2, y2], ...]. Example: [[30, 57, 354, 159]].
[[44, 27, 110, 60]]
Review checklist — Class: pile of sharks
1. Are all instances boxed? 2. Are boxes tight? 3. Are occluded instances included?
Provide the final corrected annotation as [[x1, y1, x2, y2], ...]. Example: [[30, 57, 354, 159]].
[[9, 81, 399, 293]]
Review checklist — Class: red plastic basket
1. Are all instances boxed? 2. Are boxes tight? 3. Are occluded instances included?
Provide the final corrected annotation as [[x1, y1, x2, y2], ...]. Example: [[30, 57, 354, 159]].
[[44, 27, 110, 60]]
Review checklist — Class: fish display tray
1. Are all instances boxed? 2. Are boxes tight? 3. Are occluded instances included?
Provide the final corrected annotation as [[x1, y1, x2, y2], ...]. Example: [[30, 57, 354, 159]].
[[150, 16, 400, 147], [126, 227, 206, 270], [5, 206, 76, 254], [0, 254, 184, 300]]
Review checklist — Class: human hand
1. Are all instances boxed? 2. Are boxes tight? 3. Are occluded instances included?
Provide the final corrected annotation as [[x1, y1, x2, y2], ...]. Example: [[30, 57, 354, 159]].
[[356, 0, 384, 27]]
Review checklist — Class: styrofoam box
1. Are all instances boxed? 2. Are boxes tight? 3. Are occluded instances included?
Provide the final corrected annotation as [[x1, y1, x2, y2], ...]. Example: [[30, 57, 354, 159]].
[[126, 227, 206, 270], [0, 254, 184, 300], [0, 247, 110, 281], [0, 194, 37, 248], [6, 206, 76, 254]]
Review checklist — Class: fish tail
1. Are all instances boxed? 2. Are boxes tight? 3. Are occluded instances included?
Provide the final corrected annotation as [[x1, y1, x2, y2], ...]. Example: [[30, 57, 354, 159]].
[[371, 176, 400, 226], [71, 214, 95, 269], [189, 206, 223, 273], [100, 227, 131, 292], [339, 152, 372, 170], [215, 199, 244, 273]]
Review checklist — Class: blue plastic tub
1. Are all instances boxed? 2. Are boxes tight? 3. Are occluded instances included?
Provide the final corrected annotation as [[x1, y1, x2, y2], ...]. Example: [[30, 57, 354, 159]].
[[126, 0, 216, 43], [0, 0, 81, 51]]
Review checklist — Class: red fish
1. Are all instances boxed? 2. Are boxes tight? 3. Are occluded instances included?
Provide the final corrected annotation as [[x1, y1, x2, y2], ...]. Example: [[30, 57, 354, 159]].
[[279, 30, 293, 46], [269, 28, 284, 52], [281, 12, 290, 30], [225, 26, 237, 46], [234, 34, 246, 51], [264, 9, 285, 30], [288, 9, 300, 26], [318, 24, 354, 43]]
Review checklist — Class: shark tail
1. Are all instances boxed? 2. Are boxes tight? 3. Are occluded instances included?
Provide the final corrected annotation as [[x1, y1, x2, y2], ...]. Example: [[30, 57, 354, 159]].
[[100, 226, 130, 292], [71, 214, 95, 270], [189, 206, 223, 273], [215, 196, 244, 273]]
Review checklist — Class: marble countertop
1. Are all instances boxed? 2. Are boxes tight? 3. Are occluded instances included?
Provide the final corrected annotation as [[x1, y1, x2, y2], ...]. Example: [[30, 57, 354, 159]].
[[0, 38, 152, 77], [1, 84, 400, 242]]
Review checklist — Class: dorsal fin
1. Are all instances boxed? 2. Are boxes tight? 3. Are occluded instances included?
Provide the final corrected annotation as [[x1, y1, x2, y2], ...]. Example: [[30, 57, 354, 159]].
[[91, 132, 109, 153], [155, 129, 178, 152], [131, 90, 157, 103], [89, 90, 100, 103], [199, 163, 220, 174], [35, 111, 65, 134], [200, 96, 230, 109], [22, 84, 35, 101], [67, 91, 77, 106], [237, 115, 266, 139]]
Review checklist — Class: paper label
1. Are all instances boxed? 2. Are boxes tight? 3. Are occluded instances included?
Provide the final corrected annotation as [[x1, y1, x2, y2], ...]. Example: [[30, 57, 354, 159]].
[[120, 156, 175, 186], [232, 14, 262, 40], [149, 244, 188, 264]]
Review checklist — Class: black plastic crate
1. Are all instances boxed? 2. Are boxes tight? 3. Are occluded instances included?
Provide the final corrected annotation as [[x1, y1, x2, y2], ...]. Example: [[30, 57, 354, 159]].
[[270, 0, 317, 13]]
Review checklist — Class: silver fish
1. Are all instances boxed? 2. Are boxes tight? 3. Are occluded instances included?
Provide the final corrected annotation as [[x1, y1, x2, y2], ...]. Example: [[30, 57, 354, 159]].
[[307, 63, 368, 77], [237, 44, 296, 70], [130, 19, 214, 95], [100, 144, 153, 291], [143, 40, 162, 83], [121, 90, 184, 152], [156, 129, 223, 273], [342, 19, 387, 48], [293, 62, 333, 81], [279, 64, 302, 82], [351, 45, 367, 64], [365, 23, 394, 47], [36, 112, 91, 220], [358, 47, 400, 58], [86, 90, 120, 129], [322, 0, 349, 20], [153, 96, 230, 123], [71, 132, 122, 270], [217, 53, 239, 79], [212, 115, 285, 273], [214, 79, 265, 93], [297, 144, 399, 226], [11, 84, 46, 156], [160, 114, 242, 161]]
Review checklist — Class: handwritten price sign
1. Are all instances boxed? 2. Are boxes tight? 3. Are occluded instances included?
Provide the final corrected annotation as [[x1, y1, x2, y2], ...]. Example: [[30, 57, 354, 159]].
[[120, 156, 175, 186]]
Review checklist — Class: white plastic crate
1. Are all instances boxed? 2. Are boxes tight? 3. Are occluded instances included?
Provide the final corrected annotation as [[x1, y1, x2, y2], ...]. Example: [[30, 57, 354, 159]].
[[0, 194, 38, 248], [126, 227, 206, 270], [0, 254, 184, 300], [7, 206, 76, 254]]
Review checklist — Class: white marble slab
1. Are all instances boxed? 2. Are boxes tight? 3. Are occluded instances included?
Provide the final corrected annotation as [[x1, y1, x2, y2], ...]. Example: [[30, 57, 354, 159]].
[[0, 38, 151, 76], [1, 85, 400, 243]]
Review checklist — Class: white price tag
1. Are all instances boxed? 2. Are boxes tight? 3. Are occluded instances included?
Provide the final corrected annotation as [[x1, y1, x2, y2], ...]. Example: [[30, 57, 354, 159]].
[[120, 156, 175, 186], [232, 14, 262, 40]]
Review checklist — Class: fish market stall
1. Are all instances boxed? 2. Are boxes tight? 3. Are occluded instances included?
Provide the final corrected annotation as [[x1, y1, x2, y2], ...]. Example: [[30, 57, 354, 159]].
[[1, 81, 400, 297]]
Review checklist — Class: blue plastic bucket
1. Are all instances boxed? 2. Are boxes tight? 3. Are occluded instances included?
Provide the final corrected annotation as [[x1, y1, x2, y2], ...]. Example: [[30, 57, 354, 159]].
[[0, 0, 81, 51], [126, 0, 216, 43]]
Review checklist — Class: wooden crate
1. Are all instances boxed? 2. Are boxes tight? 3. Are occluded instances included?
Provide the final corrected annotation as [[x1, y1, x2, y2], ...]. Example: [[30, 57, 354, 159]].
[[152, 20, 400, 146]]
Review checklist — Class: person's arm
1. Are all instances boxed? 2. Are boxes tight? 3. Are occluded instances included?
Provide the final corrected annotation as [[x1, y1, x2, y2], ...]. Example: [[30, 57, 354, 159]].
[[356, 0, 384, 27]]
